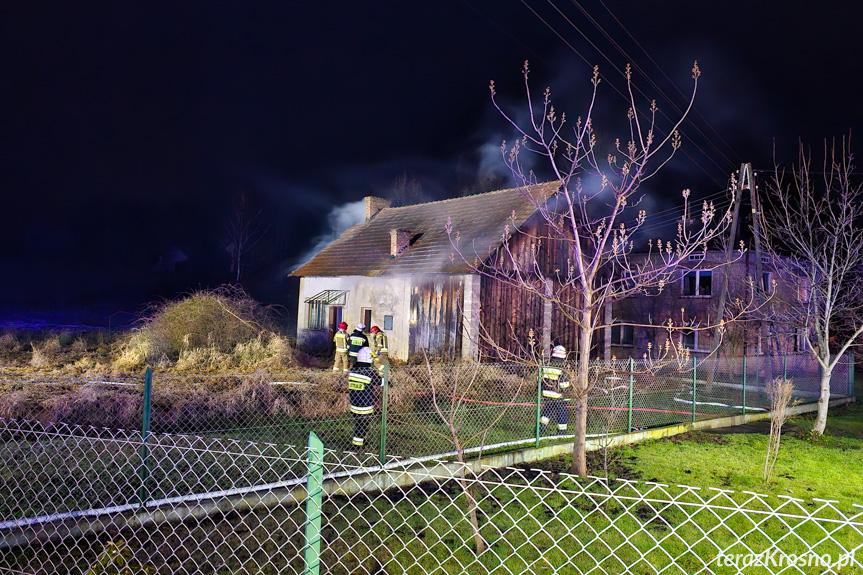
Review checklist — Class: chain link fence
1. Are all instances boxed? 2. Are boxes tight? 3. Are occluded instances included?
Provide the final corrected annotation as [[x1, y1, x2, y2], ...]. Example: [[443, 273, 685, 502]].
[[2, 418, 861, 574], [0, 354, 853, 459]]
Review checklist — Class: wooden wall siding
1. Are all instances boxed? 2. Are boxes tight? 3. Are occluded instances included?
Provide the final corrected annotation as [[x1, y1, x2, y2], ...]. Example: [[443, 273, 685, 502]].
[[479, 275, 543, 358], [489, 218, 574, 278], [478, 276, 581, 358], [550, 283, 580, 352], [408, 277, 464, 358], [479, 217, 580, 358]]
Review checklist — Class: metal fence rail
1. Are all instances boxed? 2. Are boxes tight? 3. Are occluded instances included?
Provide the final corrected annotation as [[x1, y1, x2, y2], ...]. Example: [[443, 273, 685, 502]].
[[1, 423, 861, 574]]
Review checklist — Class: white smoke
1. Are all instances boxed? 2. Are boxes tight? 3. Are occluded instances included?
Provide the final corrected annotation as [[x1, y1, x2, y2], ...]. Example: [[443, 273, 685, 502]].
[[292, 199, 367, 270]]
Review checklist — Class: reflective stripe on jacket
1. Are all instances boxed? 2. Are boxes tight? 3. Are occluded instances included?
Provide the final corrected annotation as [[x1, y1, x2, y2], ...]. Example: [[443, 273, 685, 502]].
[[348, 331, 369, 357], [334, 331, 348, 352], [541, 360, 570, 399], [348, 372, 372, 391], [348, 365, 381, 414], [373, 331, 388, 354]]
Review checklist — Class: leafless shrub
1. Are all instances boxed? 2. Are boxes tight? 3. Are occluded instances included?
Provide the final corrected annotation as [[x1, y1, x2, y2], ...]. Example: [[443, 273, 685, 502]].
[[112, 287, 306, 373], [763, 377, 797, 482]]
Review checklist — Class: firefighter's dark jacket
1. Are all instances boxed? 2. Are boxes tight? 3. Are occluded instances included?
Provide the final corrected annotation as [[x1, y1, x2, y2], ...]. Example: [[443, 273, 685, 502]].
[[540, 357, 570, 399], [347, 362, 382, 414], [348, 330, 370, 358]]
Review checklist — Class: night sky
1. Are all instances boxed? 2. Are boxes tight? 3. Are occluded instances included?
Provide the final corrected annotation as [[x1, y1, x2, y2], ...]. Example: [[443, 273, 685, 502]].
[[2, 1, 862, 327]]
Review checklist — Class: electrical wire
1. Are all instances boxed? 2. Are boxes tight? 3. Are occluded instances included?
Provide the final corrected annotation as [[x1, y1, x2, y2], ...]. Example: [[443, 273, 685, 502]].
[[564, 0, 740, 171], [594, 0, 743, 166], [521, 0, 730, 189]]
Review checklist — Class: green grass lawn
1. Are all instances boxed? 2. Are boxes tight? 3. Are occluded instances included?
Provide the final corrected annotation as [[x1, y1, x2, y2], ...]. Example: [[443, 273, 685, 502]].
[[609, 401, 863, 509]]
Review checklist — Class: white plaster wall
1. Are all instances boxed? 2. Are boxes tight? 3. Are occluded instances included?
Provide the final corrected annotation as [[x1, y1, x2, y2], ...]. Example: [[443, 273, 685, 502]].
[[297, 276, 412, 360]]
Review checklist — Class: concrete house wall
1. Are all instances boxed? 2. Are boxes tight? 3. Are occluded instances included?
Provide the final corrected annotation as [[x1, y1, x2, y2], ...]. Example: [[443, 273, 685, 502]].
[[297, 273, 481, 361], [297, 275, 411, 360]]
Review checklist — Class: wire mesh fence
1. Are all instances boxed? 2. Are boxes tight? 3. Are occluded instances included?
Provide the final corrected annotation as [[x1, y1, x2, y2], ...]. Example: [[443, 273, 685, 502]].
[[0, 353, 854, 459], [2, 418, 862, 574]]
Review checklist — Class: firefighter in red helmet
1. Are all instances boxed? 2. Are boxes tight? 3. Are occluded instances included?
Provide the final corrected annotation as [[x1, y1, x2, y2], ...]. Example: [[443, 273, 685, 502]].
[[332, 321, 349, 372], [370, 325, 389, 374]]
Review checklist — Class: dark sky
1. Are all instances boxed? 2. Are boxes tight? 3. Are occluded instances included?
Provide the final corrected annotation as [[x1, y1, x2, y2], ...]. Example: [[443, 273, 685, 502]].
[[2, 1, 862, 322]]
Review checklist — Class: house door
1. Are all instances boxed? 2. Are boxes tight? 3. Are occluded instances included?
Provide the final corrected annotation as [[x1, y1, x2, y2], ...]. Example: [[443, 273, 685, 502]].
[[328, 306, 343, 348], [328, 306, 343, 332]]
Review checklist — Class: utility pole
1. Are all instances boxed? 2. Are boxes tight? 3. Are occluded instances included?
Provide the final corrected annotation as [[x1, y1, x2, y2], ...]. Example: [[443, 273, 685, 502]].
[[708, 164, 763, 388]]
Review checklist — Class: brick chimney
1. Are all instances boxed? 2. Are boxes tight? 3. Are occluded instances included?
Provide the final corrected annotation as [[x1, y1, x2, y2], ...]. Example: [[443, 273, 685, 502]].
[[365, 196, 390, 221], [390, 229, 411, 257]]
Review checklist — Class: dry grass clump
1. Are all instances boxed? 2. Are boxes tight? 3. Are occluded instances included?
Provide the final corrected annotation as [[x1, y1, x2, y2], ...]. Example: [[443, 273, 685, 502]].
[[0, 384, 57, 422], [0, 329, 113, 375], [47, 384, 142, 429], [29, 336, 63, 368], [387, 368, 426, 413], [113, 287, 303, 373], [149, 372, 347, 432], [0, 332, 22, 355], [0, 370, 348, 431]]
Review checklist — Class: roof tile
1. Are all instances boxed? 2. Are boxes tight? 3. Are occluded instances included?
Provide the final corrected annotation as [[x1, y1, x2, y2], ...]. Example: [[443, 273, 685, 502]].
[[292, 182, 559, 277]]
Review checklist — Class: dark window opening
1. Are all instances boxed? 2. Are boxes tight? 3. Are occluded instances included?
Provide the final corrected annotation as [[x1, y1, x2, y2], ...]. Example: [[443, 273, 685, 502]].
[[611, 323, 634, 347], [682, 270, 712, 297]]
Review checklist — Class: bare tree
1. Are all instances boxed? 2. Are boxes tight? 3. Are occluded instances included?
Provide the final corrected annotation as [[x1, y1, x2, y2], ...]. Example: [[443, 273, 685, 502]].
[[225, 192, 267, 284], [389, 353, 533, 553], [448, 62, 744, 476], [760, 138, 863, 435]]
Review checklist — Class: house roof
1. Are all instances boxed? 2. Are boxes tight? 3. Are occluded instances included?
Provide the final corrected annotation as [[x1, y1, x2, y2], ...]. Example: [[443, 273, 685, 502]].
[[291, 182, 560, 277]]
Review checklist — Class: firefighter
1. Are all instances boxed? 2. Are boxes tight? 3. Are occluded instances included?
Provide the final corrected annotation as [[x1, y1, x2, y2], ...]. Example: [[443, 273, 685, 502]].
[[370, 325, 389, 374], [347, 323, 370, 367], [347, 347, 382, 450], [540, 344, 570, 434], [332, 322, 349, 372]]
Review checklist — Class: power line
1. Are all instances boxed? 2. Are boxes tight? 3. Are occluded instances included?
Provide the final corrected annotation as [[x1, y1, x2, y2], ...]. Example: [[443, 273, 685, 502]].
[[594, 0, 743, 167], [543, 0, 734, 184], [522, 0, 730, 189], [565, 0, 739, 172]]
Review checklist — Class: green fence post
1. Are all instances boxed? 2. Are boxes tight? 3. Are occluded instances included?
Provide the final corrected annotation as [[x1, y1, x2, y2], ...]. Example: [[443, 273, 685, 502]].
[[783, 354, 788, 381], [754, 352, 759, 398], [628, 358, 634, 433], [304, 431, 324, 575], [137, 367, 153, 507], [742, 356, 747, 416], [848, 353, 855, 397], [379, 364, 389, 466], [691, 356, 697, 424], [535, 364, 543, 448]]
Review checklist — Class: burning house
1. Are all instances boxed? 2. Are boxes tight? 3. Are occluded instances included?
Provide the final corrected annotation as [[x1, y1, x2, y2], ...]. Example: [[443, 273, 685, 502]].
[[291, 183, 579, 360]]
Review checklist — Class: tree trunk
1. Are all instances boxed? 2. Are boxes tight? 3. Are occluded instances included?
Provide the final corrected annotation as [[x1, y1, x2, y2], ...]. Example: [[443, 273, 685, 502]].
[[572, 396, 588, 475], [458, 462, 485, 554], [813, 365, 832, 435], [571, 318, 592, 476]]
